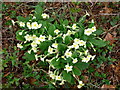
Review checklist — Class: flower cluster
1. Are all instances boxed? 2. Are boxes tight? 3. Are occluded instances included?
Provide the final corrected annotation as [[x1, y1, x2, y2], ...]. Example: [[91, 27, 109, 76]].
[[16, 9, 99, 88], [84, 26, 96, 36]]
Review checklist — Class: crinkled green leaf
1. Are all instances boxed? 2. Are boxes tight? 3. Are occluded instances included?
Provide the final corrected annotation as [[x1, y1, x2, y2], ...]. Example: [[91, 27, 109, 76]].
[[75, 62, 89, 70]]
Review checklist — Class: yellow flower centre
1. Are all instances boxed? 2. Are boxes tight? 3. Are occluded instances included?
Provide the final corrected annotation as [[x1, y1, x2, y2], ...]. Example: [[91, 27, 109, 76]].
[[66, 67, 70, 69]]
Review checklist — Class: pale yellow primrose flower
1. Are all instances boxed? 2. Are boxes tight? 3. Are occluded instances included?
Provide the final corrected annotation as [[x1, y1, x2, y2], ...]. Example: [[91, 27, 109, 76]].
[[48, 46, 54, 54], [48, 35, 53, 40], [32, 35, 37, 41], [17, 43, 23, 49], [68, 46, 73, 49], [77, 81, 84, 88], [56, 76, 62, 81], [31, 22, 39, 29], [72, 58, 78, 63], [27, 22, 32, 29], [19, 31, 23, 35], [24, 34, 33, 41], [87, 55, 92, 59], [64, 64, 73, 73], [31, 41, 37, 47], [32, 47, 37, 53], [91, 55, 96, 60], [19, 22, 25, 27], [50, 73, 56, 79], [38, 24, 42, 28], [87, 55, 96, 60], [65, 50, 72, 58], [84, 50, 89, 55], [74, 38, 80, 44], [61, 56, 65, 59], [72, 43, 79, 49], [72, 24, 77, 30], [52, 43, 58, 48], [35, 54, 38, 61], [82, 57, 90, 63], [54, 29, 60, 34], [59, 80, 65, 85], [35, 37, 41, 44], [78, 40, 86, 46], [41, 13, 49, 19], [84, 28, 92, 36], [91, 26, 96, 32], [32, 16, 36, 19], [66, 30, 72, 35], [66, 30, 75, 36], [39, 35, 46, 42], [28, 50, 32, 54]]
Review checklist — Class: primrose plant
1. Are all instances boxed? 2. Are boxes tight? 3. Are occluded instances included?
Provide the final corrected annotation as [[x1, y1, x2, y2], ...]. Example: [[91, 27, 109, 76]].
[[16, 5, 107, 88]]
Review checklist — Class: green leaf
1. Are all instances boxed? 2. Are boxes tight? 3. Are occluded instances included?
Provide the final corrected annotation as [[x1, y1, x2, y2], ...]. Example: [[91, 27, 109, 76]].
[[51, 59, 64, 69], [17, 16, 29, 22], [89, 38, 106, 47], [58, 43, 67, 52], [93, 29, 103, 35], [64, 36, 73, 44], [35, 5, 43, 15], [78, 23, 84, 34], [75, 62, 89, 70], [88, 23, 94, 28], [16, 30, 25, 41], [73, 68, 81, 76], [39, 40, 52, 51], [79, 15, 86, 23], [48, 24, 56, 36], [63, 20, 69, 25], [16, 35, 25, 41], [55, 37, 63, 43], [34, 5, 43, 19], [62, 71, 72, 83], [22, 52, 35, 61]]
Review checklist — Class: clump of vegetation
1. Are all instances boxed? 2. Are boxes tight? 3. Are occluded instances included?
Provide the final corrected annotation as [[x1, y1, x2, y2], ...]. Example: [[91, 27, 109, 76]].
[[2, 2, 119, 89]]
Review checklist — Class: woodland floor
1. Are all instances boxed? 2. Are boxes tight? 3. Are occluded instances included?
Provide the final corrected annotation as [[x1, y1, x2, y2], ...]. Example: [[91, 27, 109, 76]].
[[2, 2, 120, 89]]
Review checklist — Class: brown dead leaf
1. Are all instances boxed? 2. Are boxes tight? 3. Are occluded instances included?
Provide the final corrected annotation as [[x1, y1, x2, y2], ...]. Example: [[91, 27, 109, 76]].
[[83, 75, 89, 83], [99, 2, 113, 14], [112, 31, 117, 37], [103, 7, 113, 13], [104, 33, 115, 45], [29, 77, 37, 85], [3, 72, 10, 77], [101, 84, 116, 90]]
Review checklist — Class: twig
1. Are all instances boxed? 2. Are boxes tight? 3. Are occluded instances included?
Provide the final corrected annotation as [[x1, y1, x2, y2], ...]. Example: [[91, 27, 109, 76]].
[[108, 23, 120, 32]]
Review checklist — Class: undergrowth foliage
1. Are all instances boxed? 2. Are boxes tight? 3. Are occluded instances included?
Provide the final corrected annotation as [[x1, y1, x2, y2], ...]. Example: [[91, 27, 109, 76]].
[[15, 4, 109, 88]]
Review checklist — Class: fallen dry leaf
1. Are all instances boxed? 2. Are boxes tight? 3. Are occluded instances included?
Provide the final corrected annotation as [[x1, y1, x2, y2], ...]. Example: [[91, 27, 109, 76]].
[[3, 72, 10, 77], [29, 77, 37, 85], [83, 75, 89, 83], [99, 2, 113, 14], [104, 33, 115, 45], [101, 84, 116, 90]]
